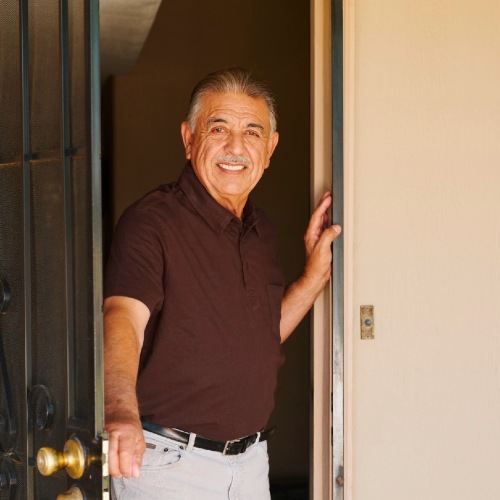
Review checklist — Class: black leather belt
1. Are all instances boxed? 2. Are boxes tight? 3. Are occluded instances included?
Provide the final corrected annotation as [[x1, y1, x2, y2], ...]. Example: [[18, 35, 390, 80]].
[[142, 420, 274, 456]]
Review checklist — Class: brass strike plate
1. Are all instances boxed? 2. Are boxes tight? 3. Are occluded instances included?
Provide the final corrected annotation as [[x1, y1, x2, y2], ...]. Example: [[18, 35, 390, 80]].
[[360, 305, 374, 339]]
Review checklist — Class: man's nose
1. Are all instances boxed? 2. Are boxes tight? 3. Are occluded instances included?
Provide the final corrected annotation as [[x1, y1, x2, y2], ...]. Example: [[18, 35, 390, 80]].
[[225, 131, 245, 155]]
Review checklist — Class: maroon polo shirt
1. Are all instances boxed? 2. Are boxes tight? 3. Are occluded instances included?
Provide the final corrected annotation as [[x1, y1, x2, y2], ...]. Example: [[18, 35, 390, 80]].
[[104, 163, 285, 441]]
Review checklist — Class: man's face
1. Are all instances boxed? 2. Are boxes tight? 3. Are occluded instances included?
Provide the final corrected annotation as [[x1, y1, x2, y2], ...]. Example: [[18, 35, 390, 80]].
[[181, 92, 279, 217]]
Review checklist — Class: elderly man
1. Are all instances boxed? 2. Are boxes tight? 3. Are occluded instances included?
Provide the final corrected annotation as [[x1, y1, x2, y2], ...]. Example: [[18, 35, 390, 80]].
[[104, 68, 341, 499]]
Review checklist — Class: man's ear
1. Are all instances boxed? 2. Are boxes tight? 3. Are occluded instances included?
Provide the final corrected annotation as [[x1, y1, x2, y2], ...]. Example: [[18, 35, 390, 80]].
[[265, 131, 279, 169], [181, 122, 193, 159]]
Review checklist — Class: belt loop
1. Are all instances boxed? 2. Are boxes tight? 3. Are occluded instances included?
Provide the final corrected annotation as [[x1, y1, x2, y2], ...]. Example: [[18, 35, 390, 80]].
[[255, 431, 261, 446], [186, 432, 196, 451]]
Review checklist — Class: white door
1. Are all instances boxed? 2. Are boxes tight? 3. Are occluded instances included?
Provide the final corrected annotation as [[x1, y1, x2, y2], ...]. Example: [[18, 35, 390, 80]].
[[343, 1, 500, 499]]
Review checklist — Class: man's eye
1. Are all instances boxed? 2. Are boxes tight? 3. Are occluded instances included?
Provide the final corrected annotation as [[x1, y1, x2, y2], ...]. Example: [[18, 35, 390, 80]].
[[246, 130, 260, 138], [211, 127, 226, 134]]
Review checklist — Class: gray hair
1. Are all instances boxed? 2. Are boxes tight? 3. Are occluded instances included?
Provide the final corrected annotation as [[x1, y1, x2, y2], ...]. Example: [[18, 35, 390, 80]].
[[185, 68, 278, 133]]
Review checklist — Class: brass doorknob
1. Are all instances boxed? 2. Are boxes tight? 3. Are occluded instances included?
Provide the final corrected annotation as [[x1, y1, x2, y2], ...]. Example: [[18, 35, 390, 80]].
[[37, 436, 86, 479], [56, 485, 84, 500]]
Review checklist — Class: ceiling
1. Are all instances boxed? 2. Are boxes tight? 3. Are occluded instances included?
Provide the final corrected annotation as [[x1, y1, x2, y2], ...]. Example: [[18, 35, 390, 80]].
[[99, 0, 162, 82]]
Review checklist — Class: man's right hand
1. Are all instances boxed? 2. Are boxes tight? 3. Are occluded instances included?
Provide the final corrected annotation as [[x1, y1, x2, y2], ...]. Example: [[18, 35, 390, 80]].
[[106, 415, 146, 478]]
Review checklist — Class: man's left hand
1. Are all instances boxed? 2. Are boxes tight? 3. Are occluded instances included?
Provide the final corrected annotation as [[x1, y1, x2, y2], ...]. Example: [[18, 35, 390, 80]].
[[303, 191, 341, 288], [279, 191, 341, 342]]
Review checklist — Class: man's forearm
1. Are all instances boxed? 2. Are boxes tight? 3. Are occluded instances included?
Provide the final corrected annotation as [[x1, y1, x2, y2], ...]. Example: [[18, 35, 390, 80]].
[[104, 312, 142, 421], [279, 273, 328, 343], [103, 296, 149, 420], [103, 297, 150, 478]]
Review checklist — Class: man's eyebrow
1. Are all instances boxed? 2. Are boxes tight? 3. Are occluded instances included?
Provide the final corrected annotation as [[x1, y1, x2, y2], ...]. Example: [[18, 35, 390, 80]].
[[207, 117, 228, 125], [207, 117, 265, 130], [247, 122, 265, 130]]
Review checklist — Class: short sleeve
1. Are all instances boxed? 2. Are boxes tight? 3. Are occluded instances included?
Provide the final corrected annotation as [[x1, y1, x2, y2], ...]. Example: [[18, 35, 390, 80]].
[[104, 206, 166, 314]]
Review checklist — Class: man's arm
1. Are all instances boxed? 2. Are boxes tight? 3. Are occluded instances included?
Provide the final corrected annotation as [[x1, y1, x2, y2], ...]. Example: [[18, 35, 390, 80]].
[[103, 295, 150, 478], [280, 192, 341, 343]]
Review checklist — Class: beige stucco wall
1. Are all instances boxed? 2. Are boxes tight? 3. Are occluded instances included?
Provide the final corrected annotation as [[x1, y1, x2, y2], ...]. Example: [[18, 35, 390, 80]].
[[346, 1, 500, 498], [106, 0, 311, 482]]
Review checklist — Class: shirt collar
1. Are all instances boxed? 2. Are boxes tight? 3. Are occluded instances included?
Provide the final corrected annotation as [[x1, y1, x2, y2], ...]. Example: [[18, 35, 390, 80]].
[[178, 162, 259, 235]]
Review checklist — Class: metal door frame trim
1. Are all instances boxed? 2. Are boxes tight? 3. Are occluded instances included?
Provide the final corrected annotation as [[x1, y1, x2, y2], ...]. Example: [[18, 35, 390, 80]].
[[89, 0, 105, 441], [331, 1, 344, 498]]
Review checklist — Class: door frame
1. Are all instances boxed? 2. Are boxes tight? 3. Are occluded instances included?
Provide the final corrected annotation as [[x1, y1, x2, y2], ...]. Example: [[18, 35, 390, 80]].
[[311, 0, 353, 498], [310, 0, 333, 498]]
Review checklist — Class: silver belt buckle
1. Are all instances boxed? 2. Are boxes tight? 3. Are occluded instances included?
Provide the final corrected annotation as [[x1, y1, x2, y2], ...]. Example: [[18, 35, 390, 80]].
[[222, 438, 239, 455]]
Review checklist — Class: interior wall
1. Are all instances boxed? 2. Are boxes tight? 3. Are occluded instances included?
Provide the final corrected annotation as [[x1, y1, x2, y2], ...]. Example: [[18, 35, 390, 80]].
[[106, 0, 311, 481]]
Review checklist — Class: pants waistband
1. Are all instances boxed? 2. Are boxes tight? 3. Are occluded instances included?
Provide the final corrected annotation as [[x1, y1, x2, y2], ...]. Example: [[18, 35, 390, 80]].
[[142, 420, 274, 455]]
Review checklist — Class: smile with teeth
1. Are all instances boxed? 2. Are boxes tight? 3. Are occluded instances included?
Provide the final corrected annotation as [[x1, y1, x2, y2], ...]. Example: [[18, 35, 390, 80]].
[[217, 163, 246, 171]]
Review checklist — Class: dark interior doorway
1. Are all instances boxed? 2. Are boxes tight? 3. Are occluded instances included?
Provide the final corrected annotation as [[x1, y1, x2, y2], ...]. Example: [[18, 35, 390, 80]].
[[101, 1, 311, 497]]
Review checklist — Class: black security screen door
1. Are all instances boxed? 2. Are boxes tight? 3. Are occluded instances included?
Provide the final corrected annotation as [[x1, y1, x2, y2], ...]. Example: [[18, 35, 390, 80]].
[[0, 0, 106, 499]]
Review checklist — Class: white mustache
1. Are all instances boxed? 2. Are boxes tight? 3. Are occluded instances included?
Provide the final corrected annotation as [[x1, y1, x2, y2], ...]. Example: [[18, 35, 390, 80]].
[[215, 154, 250, 164]]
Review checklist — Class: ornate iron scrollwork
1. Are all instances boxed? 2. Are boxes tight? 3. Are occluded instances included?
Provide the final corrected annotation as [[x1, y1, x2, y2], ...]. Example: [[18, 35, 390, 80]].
[[27, 384, 55, 467], [0, 455, 17, 500], [28, 384, 55, 432], [0, 279, 11, 314], [0, 290, 16, 454], [0, 279, 18, 499]]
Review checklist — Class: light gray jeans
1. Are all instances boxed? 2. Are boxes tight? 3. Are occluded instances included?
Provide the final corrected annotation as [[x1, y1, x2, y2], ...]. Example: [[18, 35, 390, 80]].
[[111, 430, 271, 499]]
